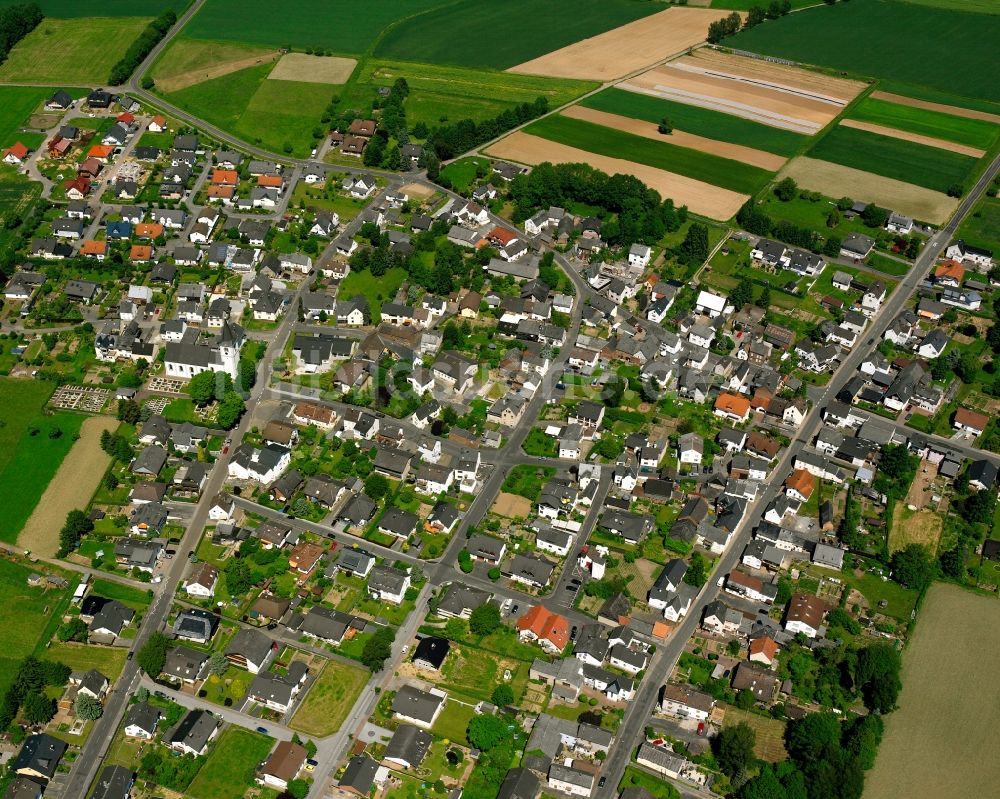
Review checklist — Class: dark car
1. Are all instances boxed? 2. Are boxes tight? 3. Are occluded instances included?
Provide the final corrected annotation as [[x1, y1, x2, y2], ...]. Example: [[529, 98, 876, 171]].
[[570, 626, 578, 641], [598, 777, 606, 788], [256, 726, 269, 734], [511, 604, 519, 615]]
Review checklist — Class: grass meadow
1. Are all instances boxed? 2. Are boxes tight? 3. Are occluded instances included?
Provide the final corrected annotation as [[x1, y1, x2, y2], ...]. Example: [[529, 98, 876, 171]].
[[525, 114, 773, 194], [730, 0, 1000, 106], [0, 0, 178, 14], [338, 266, 407, 323], [181, 0, 446, 52], [187, 727, 275, 799], [865, 584, 1000, 799], [956, 195, 1000, 253], [344, 60, 597, 127], [808, 126, 980, 193], [0, 17, 150, 83], [438, 156, 490, 193], [165, 62, 332, 156], [149, 38, 277, 88], [290, 661, 368, 736], [375, 0, 658, 69], [849, 97, 999, 150], [580, 88, 808, 157], [0, 379, 84, 543], [0, 87, 52, 143]]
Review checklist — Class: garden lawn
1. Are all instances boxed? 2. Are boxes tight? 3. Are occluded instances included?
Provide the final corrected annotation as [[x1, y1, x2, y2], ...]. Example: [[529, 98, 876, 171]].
[[581, 88, 807, 157], [290, 660, 368, 736], [618, 765, 681, 799], [0, 17, 151, 83], [338, 266, 406, 322], [525, 114, 773, 194], [729, 0, 1000, 106], [46, 642, 128, 680], [430, 699, 476, 742], [809, 125, 979, 194], [88, 578, 151, 609], [0, 0, 178, 15], [375, 0, 659, 69], [187, 727, 274, 799], [181, 0, 446, 52], [522, 428, 557, 458], [849, 97, 999, 151], [956, 195, 1000, 252], [438, 157, 488, 192]]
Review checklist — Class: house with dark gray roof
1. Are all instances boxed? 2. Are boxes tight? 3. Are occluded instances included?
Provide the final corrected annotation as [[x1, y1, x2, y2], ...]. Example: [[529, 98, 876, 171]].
[[436, 583, 490, 618], [163, 645, 208, 683], [173, 608, 217, 643], [336, 547, 376, 577], [225, 628, 276, 674], [412, 636, 450, 671], [384, 724, 433, 770], [13, 734, 67, 781], [377, 507, 419, 539], [248, 661, 308, 713], [368, 564, 411, 604], [169, 709, 219, 756], [124, 702, 161, 739], [92, 765, 133, 799], [392, 684, 446, 728], [339, 755, 380, 797]]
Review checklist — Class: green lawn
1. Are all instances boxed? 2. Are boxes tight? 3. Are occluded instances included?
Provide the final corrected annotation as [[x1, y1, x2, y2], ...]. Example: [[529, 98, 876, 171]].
[[522, 428, 558, 458], [848, 96, 999, 150], [439, 157, 490, 193], [188, 727, 275, 799], [581, 88, 807, 157], [618, 766, 681, 799], [501, 465, 554, 502], [338, 266, 406, 322], [46, 642, 128, 680], [0, 17, 151, 83], [89, 578, 152, 609], [0, 378, 84, 543], [430, 699, 476, 742], [0, 86, 52, 144], [344, 59, 596, 127], [808, 125, 980, 193], [525, 114, 773, 194], [956, 195, 1000, 253], [730, 0, 1000, 106], [290, 660, 369, 736], [0, 0, 178, 14], [165, 62, 331, 157], [375, 0, 659, 69]]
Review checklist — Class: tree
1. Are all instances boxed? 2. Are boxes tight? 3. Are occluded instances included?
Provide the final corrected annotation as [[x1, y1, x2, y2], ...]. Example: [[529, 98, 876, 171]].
[[74, 692, 103, 721], [491, 684, 514, 707], [657, 117, 673, 135], [57, 618, 89, 642], [889, 543, 935, 590], [467, 715, 508, 751], [745, 5, 766, 28], [458, 549, 474, 574], [187, 370, 218, 405], [740, 767, 787, 799], [785, 712, 841, 763], [856, 643, 901, 713], [136, 632, 171, 677], [678, 222, 709, 264], [860, 204, 889, 228], [684, 552, 708, 587], [361, 626, 395, 671], [773, 177, 798, 202], [22, 691, 55, 724], [287, 779, 310, 799], [469, 603, 501, 636], [736, 689, 755, 710], [117, 399, 141, 424], [59, 509, 93, 556], [756, 281, 771, 310], [207, 651, 229, 677], [215, 391, 245, 429], [842, 713, 883, 770], [135, 686, 149, 703], [364, 473, 389, 500], [714, 722, 756, 777], [225, 557, 253, 596], [939, 547, 966, 581], [730, 276, 754, 311], [487, 566, 501, 582]]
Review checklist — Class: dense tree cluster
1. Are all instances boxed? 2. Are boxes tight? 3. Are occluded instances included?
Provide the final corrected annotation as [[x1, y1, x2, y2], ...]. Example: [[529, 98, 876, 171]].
[[361, 626, 396, 671], [429, 97, 549, 161], [708, 1, 790, 43], [0, 3, 42, 66], [0, 656, 70, 729], [136, 631, 171, 677], [109, 9, 177, 84], [508, 161, 686, 248], [58, 508, 94, 556]]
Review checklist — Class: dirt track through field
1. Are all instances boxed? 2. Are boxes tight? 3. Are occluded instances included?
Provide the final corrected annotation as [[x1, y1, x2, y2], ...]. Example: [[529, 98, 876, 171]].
[[268, 53, 357, 85], [679, 48, 866, 104], [508, 7, 729, 81], [157, 50, 281, 93], [561, 105, 786, 170], [17, 416, 116, 557], [486, 131, 747, 220], [839, 118, 985, 158], [622, 64, 839, 133], [779, 156, 959, 224], [871, 90, 1000, 125]]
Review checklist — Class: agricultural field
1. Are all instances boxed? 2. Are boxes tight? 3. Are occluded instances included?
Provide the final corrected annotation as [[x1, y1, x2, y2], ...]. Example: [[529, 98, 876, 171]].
[[290, 660, 369, 736], [375, 0, 660, 70], [709, 0, 814, 8], [0, 87, 54, 145], [523, 114, 772, 195], [149, 39, 280, 93], [580, 88, 807, 157], [729, 0, 1000, 106], [956, 195, 1000, 253], [0, 17, 150, 83], [164, 62, 332, 157], [847, 96, 999, 152], [865, 584, 1000, 799], [187, 727, 275, 799], [807, 126, 980, 194], [0, 0, 177, 14], [181, 0, 447, 52], [342, 59, 596, 127]]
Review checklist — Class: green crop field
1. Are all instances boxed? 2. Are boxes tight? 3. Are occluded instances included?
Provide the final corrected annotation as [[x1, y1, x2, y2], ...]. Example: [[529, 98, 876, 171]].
[[375, 0, 659, 69], [956, 196, 1000, 253], [0, 379, 84, 543], [711, 0, 815, 8], [896, 0, 1000, 12], [181, 0, 446, 52], [0, 86, 51, 144], [343, 59, 596, 127], [164, 62, 332, 157], [188, 727, 275, 799], [0, 0, 178, 14], [808, 125, 980, 194], [581, 88, 807, 157], [525, 114, 773, 195], [0, 17, 150, 83], [849, 97, 999, 150], [729, 0, 1000, 105], [149, 38, 277, 88]]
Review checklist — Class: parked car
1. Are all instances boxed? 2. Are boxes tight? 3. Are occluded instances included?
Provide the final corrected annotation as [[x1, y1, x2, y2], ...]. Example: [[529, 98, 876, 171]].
[[256, 726, 269, 734], [697, 722, 706, 736]]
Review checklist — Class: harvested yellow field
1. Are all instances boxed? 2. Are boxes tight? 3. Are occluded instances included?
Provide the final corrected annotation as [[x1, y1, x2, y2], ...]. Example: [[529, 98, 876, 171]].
[[268, 53, 357, 84], [779, 156, 959, 224], [492, 492, 532, 519], [486, 131, 748, 220], [508, 8, 730, 82], [400, 182, 436, 200], [18, 416, 116, 557], [888, 507, 943, 554], [151, 39, 279, 93], [680, 48, 866, 104], [840, 118, 985, 158], [871, 90, 1000, 125], [562, 105, 787, 171]]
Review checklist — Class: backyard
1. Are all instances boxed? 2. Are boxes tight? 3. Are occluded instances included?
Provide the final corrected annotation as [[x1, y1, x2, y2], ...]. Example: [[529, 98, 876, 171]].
[[187, 727, 275, 799], [290, 659, 369, 736]]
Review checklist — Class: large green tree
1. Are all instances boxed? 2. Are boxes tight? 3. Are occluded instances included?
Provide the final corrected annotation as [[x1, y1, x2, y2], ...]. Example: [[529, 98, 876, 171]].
[[714, 721, 756, 777], [136, 632, 171, 677], [469, 603, 501, 636]]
